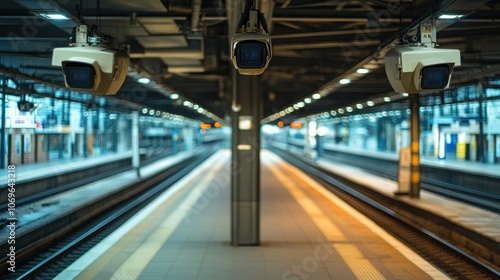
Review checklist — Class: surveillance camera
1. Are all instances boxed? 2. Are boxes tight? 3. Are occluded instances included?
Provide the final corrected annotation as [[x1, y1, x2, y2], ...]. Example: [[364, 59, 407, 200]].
[[231, 33, 272, 75], [17, 101, 36, 112], [52, 46, 129, 95], [385, 46, 461, 93]]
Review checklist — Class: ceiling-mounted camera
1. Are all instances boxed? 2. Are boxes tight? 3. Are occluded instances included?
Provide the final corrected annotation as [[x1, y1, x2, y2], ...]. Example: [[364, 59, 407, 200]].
[[385, 46, 460, 93], [231, 2, 272, 75], [52, 25, 129, 95], [17, 95, 36, 112], [385, 19, 461, 93]]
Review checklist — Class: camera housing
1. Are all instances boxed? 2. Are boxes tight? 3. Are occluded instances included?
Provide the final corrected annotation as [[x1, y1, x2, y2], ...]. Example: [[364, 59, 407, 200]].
[[231, 33, 272, 75], [52, 46, 129, 95], [385, 46, 461, 93]]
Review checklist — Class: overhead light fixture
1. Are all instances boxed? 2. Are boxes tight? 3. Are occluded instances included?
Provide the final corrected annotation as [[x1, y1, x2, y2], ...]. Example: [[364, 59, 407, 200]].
[[367, 101, 375, 106], [304, 98, 312, 104], [30, 8, 69, 20], [383, 97, 391, 102], [339, 78, 351, 84], [356, 68, 370, 74], [36, 12, 69, 20], [439, 14, 464, 19], [312, 93, 321, 100], [138, 78, 150, 84], [170, 93, 179, 99]]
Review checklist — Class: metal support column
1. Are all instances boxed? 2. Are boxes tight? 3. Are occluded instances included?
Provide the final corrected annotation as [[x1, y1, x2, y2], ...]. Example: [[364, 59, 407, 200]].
[[132, 111, 140, 177], [477, 82, 486, 163], [0, 88, 6, 169], [409, 94, 421, 198], [172, 128, 178, 153], [231, 71, 261, 246]]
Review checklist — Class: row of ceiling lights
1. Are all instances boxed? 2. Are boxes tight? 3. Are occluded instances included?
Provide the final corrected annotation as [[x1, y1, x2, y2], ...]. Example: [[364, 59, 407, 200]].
[[134, 75, 224, 124], [305, 92, 409, 121], [320, 109, 411, 125], [140, 107, 198, 126], [266, 67, 375, 123]]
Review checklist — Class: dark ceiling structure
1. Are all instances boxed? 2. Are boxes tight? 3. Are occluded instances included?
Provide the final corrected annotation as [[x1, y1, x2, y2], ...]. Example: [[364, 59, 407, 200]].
[[0, 0, 499, 124]]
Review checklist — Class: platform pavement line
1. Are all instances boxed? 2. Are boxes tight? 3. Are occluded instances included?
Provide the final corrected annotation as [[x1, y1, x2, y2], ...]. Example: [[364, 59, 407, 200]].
[[55, 150, 229, 280], [266, 150, 450, 280], [107, 158, 226, 280], [267, 157, 386, 280]]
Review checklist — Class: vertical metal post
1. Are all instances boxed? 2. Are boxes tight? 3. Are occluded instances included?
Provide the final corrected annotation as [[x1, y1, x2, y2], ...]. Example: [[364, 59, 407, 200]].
[[0, 87, 6, 169], [172, 128, 178, 153], [409, 94, 421, 198], [132, 111, 140, 177], [184, 127, 194, 152], [231, 70, 261, 246], [477, 82, 486, 163], [304, 121, 310, 156]]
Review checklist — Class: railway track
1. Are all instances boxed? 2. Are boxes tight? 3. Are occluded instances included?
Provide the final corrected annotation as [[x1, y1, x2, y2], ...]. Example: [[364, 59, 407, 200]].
[[286, 141, 500, 213], [0, 149, 174, 211], [0, 146, 217, 279], [271, 147, 500, 279], [322, 151, 500, 214]]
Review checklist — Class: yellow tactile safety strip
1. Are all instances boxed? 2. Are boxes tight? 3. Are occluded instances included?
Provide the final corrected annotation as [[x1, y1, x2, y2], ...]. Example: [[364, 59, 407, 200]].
[[268, 158, 386, 280], [79, 157, 226, 280]]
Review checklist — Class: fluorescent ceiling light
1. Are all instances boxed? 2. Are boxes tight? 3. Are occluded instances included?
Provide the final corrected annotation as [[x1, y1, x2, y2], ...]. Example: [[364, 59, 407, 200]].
[[439, 14, 464, 19], [138, 78, 150, 84], [312, 93, 321, 100], [170, 93, 179, 99], [339, 78, 351, 84], [356, 68, 370, 74], [40, 13, 68, 20]]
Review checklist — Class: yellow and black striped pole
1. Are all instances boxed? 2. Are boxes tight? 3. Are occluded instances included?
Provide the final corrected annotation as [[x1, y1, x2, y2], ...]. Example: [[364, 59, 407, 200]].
[[410, 93, 421, 198]]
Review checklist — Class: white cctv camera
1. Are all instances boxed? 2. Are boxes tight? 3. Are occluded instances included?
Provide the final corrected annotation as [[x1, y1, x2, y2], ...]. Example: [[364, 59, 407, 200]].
[[231, 33, 272, 75], [385, 46, 461, 93], [52, 46, 129, 95]]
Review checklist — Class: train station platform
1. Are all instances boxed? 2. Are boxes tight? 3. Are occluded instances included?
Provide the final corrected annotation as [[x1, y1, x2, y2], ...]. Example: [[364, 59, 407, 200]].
[[2, 152, 133, 184], [315, 157, 500, 245], [321, 143, 500, 178], [55, 150, 450, 280]]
